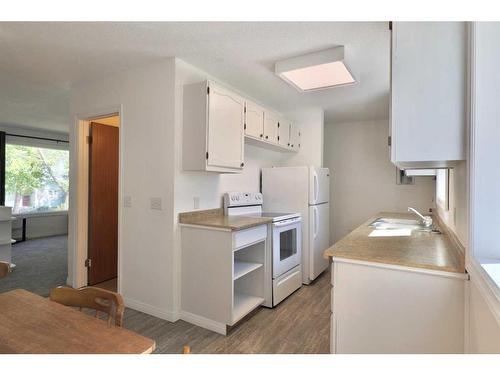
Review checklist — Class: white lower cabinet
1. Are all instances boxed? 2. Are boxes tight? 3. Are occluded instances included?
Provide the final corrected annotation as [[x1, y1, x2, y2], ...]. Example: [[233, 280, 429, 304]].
[[181, 224, 268, 335], [330, 259, 467, 353]]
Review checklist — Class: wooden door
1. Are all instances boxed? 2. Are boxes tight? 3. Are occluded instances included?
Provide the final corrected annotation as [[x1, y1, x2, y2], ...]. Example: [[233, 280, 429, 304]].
[[263, 111, 279, 144], [244, 100, 264, 139], [88, 122, 119, 285], [207, 81, 245, 169]]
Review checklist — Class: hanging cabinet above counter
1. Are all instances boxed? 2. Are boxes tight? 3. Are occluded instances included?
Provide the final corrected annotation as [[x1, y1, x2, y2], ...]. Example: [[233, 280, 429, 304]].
[[183, 80, 300, 173], [390, 22, 467, 169], [244, 100, 300, 153]]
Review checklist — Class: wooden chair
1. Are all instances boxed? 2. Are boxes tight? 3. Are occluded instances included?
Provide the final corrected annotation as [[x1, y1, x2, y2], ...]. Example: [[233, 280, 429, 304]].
[[0, 261, 10, 279], [49, 286, 125, 327]]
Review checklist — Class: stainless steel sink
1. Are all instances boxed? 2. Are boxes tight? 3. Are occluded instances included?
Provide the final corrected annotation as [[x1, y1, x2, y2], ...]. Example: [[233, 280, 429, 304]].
[[368, 217, 434, 232]]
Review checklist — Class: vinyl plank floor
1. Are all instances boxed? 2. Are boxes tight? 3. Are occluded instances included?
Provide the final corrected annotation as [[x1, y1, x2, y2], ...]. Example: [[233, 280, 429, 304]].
[[122, 269, 331, 354]]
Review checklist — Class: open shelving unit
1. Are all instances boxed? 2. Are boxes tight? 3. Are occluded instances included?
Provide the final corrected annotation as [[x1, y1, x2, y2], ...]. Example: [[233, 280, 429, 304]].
[[231, 240, 266, 325], [232, 293, 265, 323], [233, 261, 263, 281]]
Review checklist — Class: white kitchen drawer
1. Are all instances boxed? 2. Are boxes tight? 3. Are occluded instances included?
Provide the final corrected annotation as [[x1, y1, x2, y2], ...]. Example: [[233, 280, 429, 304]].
[[233, 224, 267, 250], [273, 265, 302, 305]]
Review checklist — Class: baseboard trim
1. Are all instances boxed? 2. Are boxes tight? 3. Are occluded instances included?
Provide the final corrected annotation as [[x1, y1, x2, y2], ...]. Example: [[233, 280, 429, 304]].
[[124, 297, 178, 322], [180, 310, 226, 335]]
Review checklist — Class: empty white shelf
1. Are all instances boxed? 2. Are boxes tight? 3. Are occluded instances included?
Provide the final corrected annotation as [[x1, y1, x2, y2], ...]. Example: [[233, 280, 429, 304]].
[[233, 261, 263, 280], [232, 293, 264, 324]]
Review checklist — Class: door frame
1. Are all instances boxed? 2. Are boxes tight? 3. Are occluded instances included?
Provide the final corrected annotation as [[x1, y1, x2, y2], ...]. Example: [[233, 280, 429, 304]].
[[69, 105, 122, 292]]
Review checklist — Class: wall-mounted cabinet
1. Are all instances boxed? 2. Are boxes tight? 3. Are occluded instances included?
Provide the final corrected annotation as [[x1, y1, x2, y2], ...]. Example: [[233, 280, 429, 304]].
[[183, 80, 299, 173], [278, 119, 290, 148], [244, 105, 300, 153], [263, 110, 279, 144], [390, 22, 467, 169], [290, 125, 301, 151], [183, 80, 245, 173], [244, 100, 265, 140]]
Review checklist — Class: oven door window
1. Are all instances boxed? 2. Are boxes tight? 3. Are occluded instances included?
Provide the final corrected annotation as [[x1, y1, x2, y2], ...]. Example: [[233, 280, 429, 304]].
[[280, 227, 297, 261]]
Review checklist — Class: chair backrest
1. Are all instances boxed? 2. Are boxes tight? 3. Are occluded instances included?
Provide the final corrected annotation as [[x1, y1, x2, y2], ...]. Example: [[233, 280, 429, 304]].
[[49, 286, 125, 327], [0, 262, 10, 279]]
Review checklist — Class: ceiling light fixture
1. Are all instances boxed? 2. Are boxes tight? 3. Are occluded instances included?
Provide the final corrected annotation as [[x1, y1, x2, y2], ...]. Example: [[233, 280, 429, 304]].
[[275, 46, 357, 92]]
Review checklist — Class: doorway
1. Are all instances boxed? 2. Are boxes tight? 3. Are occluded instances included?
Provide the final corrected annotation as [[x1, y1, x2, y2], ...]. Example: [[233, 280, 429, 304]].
[[87, 115, 119, 290]]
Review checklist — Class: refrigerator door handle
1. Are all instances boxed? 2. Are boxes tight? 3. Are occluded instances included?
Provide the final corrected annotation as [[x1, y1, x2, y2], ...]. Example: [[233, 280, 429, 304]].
[[313, 206, 319, 238], [313, 172, 319, 204]]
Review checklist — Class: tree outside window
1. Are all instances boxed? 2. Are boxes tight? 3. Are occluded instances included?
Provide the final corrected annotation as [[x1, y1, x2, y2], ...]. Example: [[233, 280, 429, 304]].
[[5, 144, 69, 214]]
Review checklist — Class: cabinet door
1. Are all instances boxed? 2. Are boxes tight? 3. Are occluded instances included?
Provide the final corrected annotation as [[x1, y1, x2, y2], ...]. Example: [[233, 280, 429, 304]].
[[278, 119, 290, 147], [207, 82, 245, 169], [263, 110, 279, 144], [245, 101, 264, 139], [290, 124, 301, 151], [391, 22, 466, 167]]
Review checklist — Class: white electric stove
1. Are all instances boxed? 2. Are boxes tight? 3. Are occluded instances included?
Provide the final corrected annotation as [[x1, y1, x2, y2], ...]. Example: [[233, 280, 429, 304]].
[[224, 192, 302, 307]]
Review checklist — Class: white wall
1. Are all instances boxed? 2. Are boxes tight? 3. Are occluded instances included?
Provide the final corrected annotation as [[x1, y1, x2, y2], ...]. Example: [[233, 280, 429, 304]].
[[69, 60, 177, 320], [282, 107, 324, 168], [464, 22, 500, 353], [324, 120, 436, 244]]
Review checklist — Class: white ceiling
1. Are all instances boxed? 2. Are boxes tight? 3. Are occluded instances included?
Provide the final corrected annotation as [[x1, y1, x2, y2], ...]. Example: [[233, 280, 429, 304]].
[[0, 22, 390, 133]]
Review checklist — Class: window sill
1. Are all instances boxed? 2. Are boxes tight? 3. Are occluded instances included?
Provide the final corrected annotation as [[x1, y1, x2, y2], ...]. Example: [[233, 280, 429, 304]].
[[478, 258, 500, 289], [12, 211, 68, 219]]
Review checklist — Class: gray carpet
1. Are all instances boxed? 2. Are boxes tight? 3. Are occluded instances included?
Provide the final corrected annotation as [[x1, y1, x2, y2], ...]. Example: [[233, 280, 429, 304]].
[[0, 235, 68, 297]]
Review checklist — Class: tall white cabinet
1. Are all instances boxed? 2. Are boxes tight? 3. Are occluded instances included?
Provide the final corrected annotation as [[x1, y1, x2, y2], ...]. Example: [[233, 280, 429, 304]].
[[390, 22, 467, 168]]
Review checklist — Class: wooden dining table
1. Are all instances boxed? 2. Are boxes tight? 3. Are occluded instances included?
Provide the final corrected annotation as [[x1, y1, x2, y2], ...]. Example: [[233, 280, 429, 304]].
[[0, 289, 156, 354]]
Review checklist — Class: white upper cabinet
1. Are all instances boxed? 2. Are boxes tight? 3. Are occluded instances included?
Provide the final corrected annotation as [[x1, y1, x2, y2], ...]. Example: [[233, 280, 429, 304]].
[[245, 100, 265, 140], [183, 80, 245, 173], [263, 110, 280, 144], [290, 124, 301, 151], [391, 22, 467, 168], [278, 119, 290, 148]]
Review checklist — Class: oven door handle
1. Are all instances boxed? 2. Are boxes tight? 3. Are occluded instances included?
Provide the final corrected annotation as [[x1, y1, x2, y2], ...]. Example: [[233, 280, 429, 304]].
[[273, 218, 301, 228]]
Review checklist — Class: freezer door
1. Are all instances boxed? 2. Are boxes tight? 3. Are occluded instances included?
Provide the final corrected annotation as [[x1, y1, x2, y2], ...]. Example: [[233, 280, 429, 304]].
[[309, 167, 330, 205], [308, 203, 330, 281]]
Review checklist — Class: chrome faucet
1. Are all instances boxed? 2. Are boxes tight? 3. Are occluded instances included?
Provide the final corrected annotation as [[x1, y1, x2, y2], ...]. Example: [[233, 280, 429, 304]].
[[407, 207, 433, 228]]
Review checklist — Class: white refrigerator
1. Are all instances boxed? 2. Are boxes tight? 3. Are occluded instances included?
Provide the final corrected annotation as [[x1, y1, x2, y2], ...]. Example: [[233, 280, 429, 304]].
[[262, 166, 330, 284]]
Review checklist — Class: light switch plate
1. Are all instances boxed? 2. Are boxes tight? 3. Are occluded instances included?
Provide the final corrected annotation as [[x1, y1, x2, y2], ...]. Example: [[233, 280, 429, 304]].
[[150, 197, 162, 210], [123, 196, 132, 208], [193, 196, 200, 209]]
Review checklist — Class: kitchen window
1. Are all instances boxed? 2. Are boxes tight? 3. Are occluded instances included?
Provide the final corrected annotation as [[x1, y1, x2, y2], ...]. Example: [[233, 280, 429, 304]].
[[436, 169, 449, 211]]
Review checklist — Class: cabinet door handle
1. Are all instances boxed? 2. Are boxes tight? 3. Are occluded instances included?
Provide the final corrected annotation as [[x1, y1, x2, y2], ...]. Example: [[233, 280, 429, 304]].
[[265, 135, 269, 139], [240, 162, 244, 167], [260, 134, 263, 138]]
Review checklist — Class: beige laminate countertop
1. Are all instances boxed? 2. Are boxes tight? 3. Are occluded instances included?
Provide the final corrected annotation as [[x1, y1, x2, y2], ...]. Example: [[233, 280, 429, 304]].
[[324, 212, 465, 274], [179, 208, 272, 231]]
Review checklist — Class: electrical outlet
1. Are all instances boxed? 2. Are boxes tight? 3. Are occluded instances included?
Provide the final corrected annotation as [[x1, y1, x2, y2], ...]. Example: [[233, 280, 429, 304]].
[[193, 197, 200, 209], [123, 196, 132, 208], [150, 197, 162, 210]]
